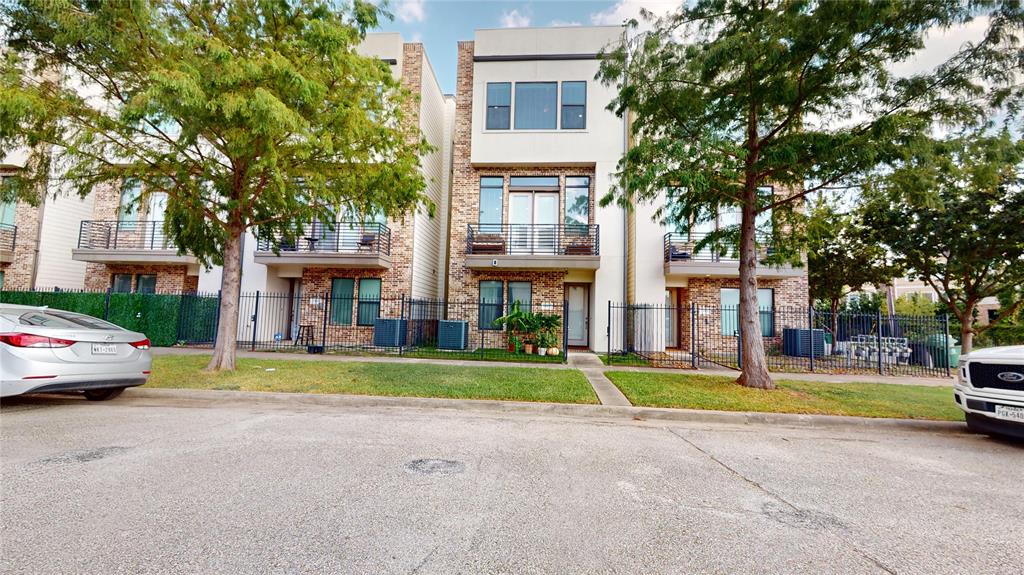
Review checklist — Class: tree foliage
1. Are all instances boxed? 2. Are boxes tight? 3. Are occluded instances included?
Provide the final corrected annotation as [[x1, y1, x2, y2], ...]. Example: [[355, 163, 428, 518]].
[[1, 0, 432, 370], [805, 195, 900, 316], [597, 0, 1021, 388], [860, 129, 1024, 354]]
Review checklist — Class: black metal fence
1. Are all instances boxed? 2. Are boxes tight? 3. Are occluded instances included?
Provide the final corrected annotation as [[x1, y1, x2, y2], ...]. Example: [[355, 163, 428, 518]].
[[608, 302, 953, 377], [0, 289, 568, 363]]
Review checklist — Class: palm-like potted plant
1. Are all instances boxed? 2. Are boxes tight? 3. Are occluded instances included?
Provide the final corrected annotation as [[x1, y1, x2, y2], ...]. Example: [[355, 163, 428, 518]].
[[493, 302, 530, 354]]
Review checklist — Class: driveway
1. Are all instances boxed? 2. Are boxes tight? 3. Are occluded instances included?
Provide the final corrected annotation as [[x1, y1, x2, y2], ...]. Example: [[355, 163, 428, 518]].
[[1, 390, 1021, 574]]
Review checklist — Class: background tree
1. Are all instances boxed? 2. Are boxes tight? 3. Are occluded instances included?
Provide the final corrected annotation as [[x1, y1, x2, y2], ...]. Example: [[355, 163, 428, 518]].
[[805, 196, 900, 327], [598, 0, 1020, 389], [0, 0, 431, 371], [861, 129, 1024, 355]]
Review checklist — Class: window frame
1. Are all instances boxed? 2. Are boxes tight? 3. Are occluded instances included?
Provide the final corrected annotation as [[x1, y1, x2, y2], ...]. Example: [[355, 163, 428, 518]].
[[111, 274, 133, 293], [564, 176, 590, 233], [330, 278, 355, 326], [479, 176, 504, 233], [513, 82, 558, 130], [560, 81, 587, 130], [485, 82, 512, 130], [719, 288, 775, 337], [135, 274, 157, 294], [117, 179, 142, 230], [507, 281, 532, 312], [479, 280, 504, 331], [356, 278, 382, 327]]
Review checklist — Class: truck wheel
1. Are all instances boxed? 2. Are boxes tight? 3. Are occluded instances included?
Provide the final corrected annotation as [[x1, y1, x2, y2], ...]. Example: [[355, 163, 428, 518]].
[[84, 387, 125, 401]]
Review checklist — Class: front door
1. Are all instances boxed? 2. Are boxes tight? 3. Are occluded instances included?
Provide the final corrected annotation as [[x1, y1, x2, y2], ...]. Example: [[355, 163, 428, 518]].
[[566, 284, 589, 347]]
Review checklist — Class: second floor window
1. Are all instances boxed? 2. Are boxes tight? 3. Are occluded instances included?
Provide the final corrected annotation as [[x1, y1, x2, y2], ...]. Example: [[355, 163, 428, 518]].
[[118, 180, 142, 230], [486, 83, 511, 130], [561, 82, 586, 129], [479, 177, 504, 232], [514, 82, 557, 130], [565, 177, 590, 232]]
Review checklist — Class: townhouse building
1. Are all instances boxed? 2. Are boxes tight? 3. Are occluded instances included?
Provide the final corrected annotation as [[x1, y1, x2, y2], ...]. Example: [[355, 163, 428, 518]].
[[447, 26, 629, 352]]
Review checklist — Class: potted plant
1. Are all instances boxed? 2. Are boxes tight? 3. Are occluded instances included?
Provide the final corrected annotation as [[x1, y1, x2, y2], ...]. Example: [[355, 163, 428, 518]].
[[535, 313, 562, 356], [493, 302, 529, 354]]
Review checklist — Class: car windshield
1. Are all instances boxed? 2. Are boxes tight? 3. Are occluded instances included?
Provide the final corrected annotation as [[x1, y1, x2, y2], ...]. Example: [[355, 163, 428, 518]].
[[17, 310, 123, 331]]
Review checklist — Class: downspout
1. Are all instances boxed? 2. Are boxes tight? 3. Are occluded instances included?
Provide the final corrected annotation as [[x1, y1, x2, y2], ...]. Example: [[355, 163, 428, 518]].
[[621, 27, 630, 307]]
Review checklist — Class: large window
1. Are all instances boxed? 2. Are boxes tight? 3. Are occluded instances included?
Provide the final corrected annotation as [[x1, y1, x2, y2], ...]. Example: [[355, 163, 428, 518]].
[[330, 278, 354, 325], [486, 82, 511, 130], [565, 177, 590, 233], [0, 176, 15, 227], [479, 177, 504, 233], [508, 281, 532, 311], [720, 288, 774, 337], [357, 278, 381, 326], [118, 180, 142, 229], [514, 82, 557, 130], [479, 280, 504, 330], [561, 81, 586, 129]]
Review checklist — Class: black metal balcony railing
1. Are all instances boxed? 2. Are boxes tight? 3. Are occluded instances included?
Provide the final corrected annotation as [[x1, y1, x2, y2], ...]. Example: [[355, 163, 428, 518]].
[[467, 223, 600, 256], [256, 222, 391, 256], [78, 220, 175, 250], [664, 232, 775, 263], [0, 223, 15, 252]]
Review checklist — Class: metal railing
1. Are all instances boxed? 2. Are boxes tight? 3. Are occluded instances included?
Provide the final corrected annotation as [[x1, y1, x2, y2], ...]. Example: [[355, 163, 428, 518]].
[[467, 223, 599, 256], [0, 223, 15, 252], [256, 222, 391, 256], [78, 220, 175, 250], [663, 232, 775, 263]]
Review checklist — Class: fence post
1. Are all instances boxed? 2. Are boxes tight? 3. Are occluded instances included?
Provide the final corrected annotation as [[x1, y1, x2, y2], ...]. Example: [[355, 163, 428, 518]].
[[320, 291, 329, 353], [563, 299, 569, 364], [606, 300, 612, 365], [399, 294, 406, 356], [103, 288, 111, 320], [691, 302, 697, 369], [808, 305, 815, 373], [736, 311, 743, 368], [876, 308, 884, 375], [943, 313, 951, 378], [213, 290, 222, 345], [251, 290, 260, 351]]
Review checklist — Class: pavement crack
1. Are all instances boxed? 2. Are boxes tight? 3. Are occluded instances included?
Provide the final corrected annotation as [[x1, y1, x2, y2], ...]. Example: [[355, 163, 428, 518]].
[[665, 427, 898, 575], [408, 544, 439, 575]]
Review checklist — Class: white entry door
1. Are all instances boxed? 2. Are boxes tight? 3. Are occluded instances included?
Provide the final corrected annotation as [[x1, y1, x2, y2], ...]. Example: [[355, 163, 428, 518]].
[[509, 192, 558, 254], [566, 284, 589, 347]]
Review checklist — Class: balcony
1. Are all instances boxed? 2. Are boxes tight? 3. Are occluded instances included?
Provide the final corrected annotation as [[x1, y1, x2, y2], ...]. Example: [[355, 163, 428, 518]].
[[254, 222, 391, 269], [663, 232, 802, 278], [465, 224, 600, 270], [72, 220, 197, 265], [0, 223, 15, 264]]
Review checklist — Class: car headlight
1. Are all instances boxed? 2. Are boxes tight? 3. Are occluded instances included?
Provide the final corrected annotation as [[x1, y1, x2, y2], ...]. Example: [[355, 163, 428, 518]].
[[958, 359, 969, 385]]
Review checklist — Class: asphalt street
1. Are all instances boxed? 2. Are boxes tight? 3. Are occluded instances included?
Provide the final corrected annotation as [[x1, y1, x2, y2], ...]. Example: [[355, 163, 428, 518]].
[[1, 390, 1022, 574]]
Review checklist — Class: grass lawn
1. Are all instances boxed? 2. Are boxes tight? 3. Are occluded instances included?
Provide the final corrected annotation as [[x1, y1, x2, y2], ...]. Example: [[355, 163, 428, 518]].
[[148, 355, 597, 404], [599, 353, 651, 366], [605, 371, 961, 421]]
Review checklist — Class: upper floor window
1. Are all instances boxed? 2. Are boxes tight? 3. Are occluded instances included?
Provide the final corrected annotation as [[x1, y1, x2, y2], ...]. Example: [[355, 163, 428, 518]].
[[479, 177, 504, 232], [565, 176, 590, 232], [486, 83, 511, 130], [561, 82, 586, 129], [514, 82, 557, 130], [0, 176, 17, 227], [118, 180, 142, 230]]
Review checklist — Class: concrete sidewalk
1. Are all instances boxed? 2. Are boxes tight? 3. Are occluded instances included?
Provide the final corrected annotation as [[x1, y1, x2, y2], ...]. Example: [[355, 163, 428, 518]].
[[152, 347, 954, 387]]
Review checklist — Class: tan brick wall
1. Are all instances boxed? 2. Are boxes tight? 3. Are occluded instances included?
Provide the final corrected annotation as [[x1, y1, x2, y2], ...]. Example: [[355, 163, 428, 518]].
[[83, 263, 196, 293], [1, 168, 44, 290]]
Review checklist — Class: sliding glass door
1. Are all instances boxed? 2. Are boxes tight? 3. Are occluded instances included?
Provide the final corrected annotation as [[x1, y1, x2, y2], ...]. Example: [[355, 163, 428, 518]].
[[509, 192, 558, 254]]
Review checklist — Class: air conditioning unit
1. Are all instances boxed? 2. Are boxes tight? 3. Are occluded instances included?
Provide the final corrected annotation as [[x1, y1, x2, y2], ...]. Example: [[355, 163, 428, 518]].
[[373, 318, 408, 347], [437, 320, 470, 350], [782, 328, 825, 357]]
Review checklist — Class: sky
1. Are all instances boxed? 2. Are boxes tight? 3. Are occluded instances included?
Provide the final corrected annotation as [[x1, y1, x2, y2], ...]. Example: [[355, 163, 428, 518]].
[[374, 0, 990, 95], [375, 0, 682, 93]]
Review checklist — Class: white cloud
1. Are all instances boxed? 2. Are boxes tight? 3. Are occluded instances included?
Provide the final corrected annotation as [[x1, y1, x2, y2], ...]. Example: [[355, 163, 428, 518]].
[[500, 8, 531, 28], [590, 0, 680, 26], [890, 17, 990, 78], [395, 0, 425, 24]]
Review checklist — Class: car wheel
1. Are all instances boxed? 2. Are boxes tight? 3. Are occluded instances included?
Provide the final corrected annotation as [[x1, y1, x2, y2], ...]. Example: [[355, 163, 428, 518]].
[[83, 387, 126, 401]]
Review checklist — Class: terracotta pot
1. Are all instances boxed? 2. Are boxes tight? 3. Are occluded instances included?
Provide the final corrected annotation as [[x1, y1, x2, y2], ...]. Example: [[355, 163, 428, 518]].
[[524, 344, 534, 354]]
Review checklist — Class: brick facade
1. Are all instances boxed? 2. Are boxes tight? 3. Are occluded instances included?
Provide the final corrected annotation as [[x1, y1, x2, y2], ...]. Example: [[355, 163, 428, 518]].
[[1, 197, 43, 291], [83, 263, 197, 293]]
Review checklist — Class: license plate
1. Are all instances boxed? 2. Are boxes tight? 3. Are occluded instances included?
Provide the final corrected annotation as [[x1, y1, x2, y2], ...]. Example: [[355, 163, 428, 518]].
[[994, 405, 1024, 422], [91, 344, 118, 355]]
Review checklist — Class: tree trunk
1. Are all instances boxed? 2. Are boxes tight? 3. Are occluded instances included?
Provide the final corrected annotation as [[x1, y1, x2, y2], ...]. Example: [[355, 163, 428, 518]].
[[206, 230, 244, 372], [830, 297, 840, 338], [959, 301, 976, 356], [735, 184, 773, 390]]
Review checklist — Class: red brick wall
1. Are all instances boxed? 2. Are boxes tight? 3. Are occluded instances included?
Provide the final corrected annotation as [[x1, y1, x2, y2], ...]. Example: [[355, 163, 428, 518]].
[[1, 169, 44, 290], [83, 263, 196, 293]]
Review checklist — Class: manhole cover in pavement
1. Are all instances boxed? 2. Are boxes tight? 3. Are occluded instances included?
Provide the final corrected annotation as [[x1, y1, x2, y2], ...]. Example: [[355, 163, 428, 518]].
[[404, 459, 465, 475]]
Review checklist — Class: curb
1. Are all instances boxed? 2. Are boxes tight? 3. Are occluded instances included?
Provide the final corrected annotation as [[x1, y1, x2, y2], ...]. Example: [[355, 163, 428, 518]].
[[123, 388, 967, 435]]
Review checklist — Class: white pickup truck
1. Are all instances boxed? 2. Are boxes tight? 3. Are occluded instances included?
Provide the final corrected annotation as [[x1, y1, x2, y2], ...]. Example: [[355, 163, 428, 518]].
[[955, 345, 1024, 440]]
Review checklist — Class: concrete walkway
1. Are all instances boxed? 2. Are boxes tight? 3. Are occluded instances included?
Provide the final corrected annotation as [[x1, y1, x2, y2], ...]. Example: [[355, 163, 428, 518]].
[[152, 347, 953, 387], [568, 352, 632, 406]]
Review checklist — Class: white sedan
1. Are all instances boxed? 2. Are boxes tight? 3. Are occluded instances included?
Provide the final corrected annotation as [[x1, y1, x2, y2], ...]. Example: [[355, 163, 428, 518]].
[[0, 304, 152, 400]]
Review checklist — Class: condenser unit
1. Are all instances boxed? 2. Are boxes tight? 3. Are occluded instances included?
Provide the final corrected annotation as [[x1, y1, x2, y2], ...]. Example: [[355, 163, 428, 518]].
[[373, 318, 408, 347], [437, 320, 470, 350]]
